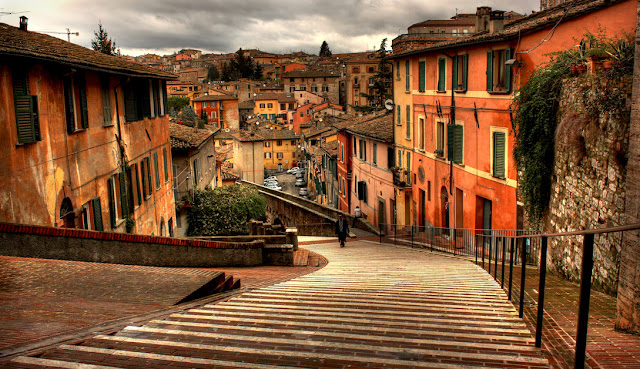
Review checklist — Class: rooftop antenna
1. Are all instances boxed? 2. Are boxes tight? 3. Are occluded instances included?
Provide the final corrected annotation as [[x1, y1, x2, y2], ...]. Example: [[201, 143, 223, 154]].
[[39, 28, 80, 42]]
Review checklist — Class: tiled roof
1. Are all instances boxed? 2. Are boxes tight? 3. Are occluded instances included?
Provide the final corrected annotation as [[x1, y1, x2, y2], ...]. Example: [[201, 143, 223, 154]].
[[221, 169, 239, 181], [0, 22, 175, 79], [231, 130, 264, 142], [409, 15, 476, 28], [170, 123, 216, 150], [306, 126, 336, 138], [239, 100, 256, 109], [257, 129, 299, 140], [343, 112, 393, 142], [214, 129, 236, 140], [192, 94, 238, 102], [390, 0, 623, 59], [320, 140, 339, 156], [283, 70, 339, 78], [254, 93, 296, 103]]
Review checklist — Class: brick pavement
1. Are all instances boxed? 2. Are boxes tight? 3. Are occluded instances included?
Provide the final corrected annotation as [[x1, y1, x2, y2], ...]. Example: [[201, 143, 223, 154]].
[[4, 240, 548, 368], [0, 250, 326, 361]]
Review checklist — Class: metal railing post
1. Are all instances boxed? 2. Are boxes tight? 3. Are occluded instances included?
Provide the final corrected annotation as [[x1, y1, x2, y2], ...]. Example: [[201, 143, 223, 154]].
[[509, 237, 515, 301], [454, 228, 457, 256], [501, 236, 506, 288], [482, 235, 485, 269], [535, 236, 548, 348], [411, 225, 414, 248], [519, 237, 528, 319], [475, 234, 478, 265], [394, 224, 397, 245], [575, 233, 594, 369], [379, 223, 382, 243], [494, 236, 498, 280], [488, 235, 492, 275]]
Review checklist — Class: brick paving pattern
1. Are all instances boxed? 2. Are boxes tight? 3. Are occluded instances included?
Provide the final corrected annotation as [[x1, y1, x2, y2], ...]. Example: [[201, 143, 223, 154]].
[[5, 240, 548, 368], [0, 250, 325, 359]]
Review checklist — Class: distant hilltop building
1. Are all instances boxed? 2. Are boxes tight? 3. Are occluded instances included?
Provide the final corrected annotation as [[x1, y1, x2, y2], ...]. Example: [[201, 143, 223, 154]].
[[540, 0, 571, 11]]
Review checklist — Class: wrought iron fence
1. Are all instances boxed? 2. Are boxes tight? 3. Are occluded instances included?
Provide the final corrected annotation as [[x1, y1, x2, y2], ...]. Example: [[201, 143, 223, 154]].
[[378, 222, 640, 369]]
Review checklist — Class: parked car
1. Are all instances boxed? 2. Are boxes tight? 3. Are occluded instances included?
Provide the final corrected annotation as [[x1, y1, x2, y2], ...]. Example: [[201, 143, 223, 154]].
[[299, 188, 309, 196], [301, 195, 310, 200], [295, 170, 305, 179], [295, 178, 307, 187], [265, 175, 278, 181], [265, 183, 282, 191], [264, 180, 278, 186], [287, 167, 300, 174]]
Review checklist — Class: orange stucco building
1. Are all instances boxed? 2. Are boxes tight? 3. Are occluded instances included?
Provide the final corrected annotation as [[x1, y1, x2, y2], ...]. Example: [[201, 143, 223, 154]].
[[192, 93, 239, 129], [389, 0, 636, 230], [0, 19, 177, 236]]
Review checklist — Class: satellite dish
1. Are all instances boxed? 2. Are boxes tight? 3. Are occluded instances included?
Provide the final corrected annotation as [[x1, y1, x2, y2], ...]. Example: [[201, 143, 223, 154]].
[[384, 99, 395, 111]]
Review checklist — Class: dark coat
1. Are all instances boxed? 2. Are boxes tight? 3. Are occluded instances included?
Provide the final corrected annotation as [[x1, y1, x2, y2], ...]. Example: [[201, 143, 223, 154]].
[[335, 218, 349, 236]]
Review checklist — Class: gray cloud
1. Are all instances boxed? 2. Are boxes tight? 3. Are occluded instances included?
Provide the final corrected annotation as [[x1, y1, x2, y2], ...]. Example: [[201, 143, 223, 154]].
[[4, 0, 539, 56]]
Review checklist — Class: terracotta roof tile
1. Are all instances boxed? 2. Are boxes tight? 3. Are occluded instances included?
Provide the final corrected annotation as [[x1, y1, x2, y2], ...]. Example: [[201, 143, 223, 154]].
[[256, 129, 300, 140], [342, 112, 393, 142], [254, 93, 296, 103], [0, 22, 175, 79], [192, 94, 238, 102], [170, 123, 216, 150], [283, 70, 340, 78]]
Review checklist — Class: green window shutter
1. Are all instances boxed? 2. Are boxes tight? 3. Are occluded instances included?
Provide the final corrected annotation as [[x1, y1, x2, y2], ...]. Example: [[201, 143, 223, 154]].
[[405, 60, 410, 91], [452, 56, 458, 91], [447, 124, 455, 160], [140, 160, 147, 199], [124, 82, 137, 122], [147, 158, 153, 194], [462, 54, 469, 92], [12, 69, 39, 144], [107, 177, 116, 228], [63, 76, 76, 133], [486, 51, 494, 92], [102, 78, 111, 125], [78, 74, 89, 129], [406, 105, 411, 138], [437, 58, 446, 91], [140, 80, 152, 119], [152, 80, 160, 117], [397, 106, 401, 125], [92, 197, 103, 231], [396, 61, 400, 79], [163, 148, 169, 182], [493, 132, 506, 178], [505, 48, 513, 93], [418, 61, 425, 92], [161, 80, 168, 116], [454, 125, 464, 164], [135, 163, 142, 205], [119, 172, 129, 218], [407, 153, 411, 185], [154, 152, 160, 189]]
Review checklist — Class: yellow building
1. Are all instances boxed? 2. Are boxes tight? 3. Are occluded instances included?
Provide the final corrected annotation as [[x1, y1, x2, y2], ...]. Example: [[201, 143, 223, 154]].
[[253, 93, 296, 123], [259, 129, 300, 172], [393, 57, 415, 226]]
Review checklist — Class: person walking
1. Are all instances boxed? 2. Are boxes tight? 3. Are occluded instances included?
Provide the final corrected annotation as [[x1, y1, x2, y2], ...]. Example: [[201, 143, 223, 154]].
[[335, 214, 349, 248], [353, 206, 362, 227]]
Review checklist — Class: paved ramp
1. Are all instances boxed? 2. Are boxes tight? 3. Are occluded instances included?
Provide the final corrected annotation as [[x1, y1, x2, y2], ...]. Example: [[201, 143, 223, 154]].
[[8, 240, 548, 368]]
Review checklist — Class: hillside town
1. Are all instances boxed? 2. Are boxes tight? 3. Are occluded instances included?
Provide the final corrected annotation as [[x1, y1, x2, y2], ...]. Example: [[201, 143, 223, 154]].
[[2, 0, 640, 367]]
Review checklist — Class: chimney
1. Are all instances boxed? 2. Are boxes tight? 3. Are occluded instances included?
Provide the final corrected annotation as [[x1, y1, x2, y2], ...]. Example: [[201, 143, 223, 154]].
[[19, 16, 28, 31], [489, 10, 505, 33], [475, 7, 491, 33]]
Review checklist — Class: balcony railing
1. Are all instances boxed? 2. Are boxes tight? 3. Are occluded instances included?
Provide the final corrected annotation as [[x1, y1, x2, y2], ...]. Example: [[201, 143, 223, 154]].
[[392, 170, 411, 188], [378, 222, 640, 369]]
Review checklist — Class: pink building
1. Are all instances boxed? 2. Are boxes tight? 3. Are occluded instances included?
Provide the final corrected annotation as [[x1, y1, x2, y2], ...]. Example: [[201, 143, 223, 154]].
[[341, 113, 394, 227]]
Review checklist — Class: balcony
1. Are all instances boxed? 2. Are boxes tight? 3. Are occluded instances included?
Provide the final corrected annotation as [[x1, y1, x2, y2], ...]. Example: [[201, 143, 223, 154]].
[[392, 170, 412, 189], [353, 83, 360, 88]]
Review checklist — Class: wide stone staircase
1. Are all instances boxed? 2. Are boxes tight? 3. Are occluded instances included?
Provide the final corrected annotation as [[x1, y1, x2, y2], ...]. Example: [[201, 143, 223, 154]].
[[7, 241, 549, 368]]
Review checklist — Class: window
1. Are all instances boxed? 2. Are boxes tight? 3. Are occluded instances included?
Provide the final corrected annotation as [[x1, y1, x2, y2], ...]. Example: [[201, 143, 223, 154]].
[[368, 66, 375, 73], [265, 141, 270, 147], [353, 137, 357, 155], [132, 163, 142, 206], [280, 103, 286, 110], [406, 152, 411, 185], [211, 102, 216, 108], [447, 124, 464, 164], [260, 103, 266, 108], [311, 86, 318, 92], [267, 103, 273, 108], [396, 61, 400, 80], [396, 105, 401, 126], [101, 76, 112, 126], [418, 61, 425, 92], [437, 57, 446, 92], [11, 67, 40, 144], [265, 152, 272, 159], [107, 172, 128, 228], [289, 86, 295, 93], [277, 140, 282, 146], [322, 85, 328, 92], [398, 151, 402, 167], [406, 105, 411, 139], [341, 143, 344, 162], [168, 218, 174, 237], [277, 152, 283, 159], [210, 111, 216, 119], [453, 54, 468, 92], [193, 158, 201, 185], [373, 142, 377, 165], [352, 67, 360, 73], [405, 60, 410, 91], [140, 159, 148, 199], [359, 139, 367, 161], [487, 48, 513, 92], [124, 79, 148, 122], [291, 140, 296, 145], [202, 102, 208, 108], [153, 152, 161, 189], [357, 180, 368, 203], [419, 117, 425, 150], [64, 72, 88, 132], [81, 198, 103, 231], [493, 131, 506, 178], [436, 121, 445, 156]]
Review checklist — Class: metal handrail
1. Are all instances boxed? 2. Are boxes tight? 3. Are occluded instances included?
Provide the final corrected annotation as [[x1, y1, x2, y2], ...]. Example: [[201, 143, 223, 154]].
[[377, 222, 640, 369]]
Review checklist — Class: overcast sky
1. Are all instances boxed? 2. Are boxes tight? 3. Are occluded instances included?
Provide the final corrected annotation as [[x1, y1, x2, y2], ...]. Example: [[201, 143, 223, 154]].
[[1, 0, 540, 57]]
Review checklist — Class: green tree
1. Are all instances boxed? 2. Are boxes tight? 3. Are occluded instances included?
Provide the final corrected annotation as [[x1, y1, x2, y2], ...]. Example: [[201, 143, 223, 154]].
[[91, 21, 117, 56], [187, 185, 267, 236], [220, 62, 232, 82], [319, 41, 332, 57], [353, 38, 392, 113], [168, 96, 190, 113], [181, 105, 197, 127], [203, 65, 220, 83]]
